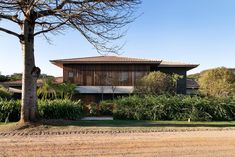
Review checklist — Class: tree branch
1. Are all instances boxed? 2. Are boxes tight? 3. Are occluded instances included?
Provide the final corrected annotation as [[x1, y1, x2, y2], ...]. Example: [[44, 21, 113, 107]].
[[0, 14, 22, 24], [34, 21, 67, 36], [0, 27, 20, 38], [36, 0, 69, 18]]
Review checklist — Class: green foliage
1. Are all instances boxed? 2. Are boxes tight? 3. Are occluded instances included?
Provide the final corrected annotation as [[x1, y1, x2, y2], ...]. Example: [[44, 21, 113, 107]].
[[135, 71, 182, 95], [198, 67, 235, 97], [0, 99, 83, 122], [8, 73, 22, 81], [57, 82, 77, 99], [188, 73, 200, 79], [0, 85, 12, 99], [38, 99, 82, 120], [0, 98, 21, 122], [0, 75, 9, 82], [113, 95, 235, 121], [86, 102, 99, 116], [37, 77, 57, 99], [99, 100, 114, 116], [37, 78, 77, 100]]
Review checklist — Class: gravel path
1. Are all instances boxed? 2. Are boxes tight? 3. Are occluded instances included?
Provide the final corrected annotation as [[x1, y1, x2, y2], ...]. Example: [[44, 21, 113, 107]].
[[1, 130, 235, 157]]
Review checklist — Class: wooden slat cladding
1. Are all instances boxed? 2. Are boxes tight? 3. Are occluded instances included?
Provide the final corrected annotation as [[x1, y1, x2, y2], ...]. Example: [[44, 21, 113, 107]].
[[63, 64, 150, 86]]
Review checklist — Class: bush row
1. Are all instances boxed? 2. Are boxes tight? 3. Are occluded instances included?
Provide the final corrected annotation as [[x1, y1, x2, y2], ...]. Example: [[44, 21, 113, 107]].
[[113, 95, 235, 121], [1, 95, 235, 122], [0, 99, 82, 122]]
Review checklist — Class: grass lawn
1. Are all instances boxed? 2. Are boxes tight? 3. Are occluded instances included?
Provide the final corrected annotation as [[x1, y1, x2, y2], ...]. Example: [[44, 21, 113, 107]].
[[41, 120, 235, 128], [0, 122, 15, 125], [0, 120, 235, 133], [1, 120, 235, 127]]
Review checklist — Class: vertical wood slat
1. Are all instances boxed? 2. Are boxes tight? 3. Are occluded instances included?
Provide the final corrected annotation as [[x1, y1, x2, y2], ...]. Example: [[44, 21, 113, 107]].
[[63, 64, 151, 86]]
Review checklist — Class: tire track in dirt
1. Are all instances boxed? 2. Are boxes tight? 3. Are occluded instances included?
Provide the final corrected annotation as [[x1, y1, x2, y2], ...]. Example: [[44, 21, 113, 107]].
[[0, 130, 235, 157]]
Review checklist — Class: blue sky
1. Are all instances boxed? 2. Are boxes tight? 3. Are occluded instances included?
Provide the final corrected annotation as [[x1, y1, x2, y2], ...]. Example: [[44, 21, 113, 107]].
[[1, 0, 235, 76]]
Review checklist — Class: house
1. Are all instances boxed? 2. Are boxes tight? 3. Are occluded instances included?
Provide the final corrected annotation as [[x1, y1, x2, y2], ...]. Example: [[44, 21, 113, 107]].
[[186, 78, 199, 95], [50, 56, 198, 103]]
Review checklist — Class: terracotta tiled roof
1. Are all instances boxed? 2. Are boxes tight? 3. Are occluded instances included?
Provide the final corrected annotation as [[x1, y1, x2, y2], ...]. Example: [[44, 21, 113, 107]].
[[50, 56, 162, 68], [51, 55, 199, 69], [0, 80, 43, 87], [158, 60, 199, 68], [0, 77, 63, 87]]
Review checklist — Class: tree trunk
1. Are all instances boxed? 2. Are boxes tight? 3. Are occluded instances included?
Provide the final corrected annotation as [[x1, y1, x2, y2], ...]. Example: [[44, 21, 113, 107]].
[[19, 19, 38, 123]]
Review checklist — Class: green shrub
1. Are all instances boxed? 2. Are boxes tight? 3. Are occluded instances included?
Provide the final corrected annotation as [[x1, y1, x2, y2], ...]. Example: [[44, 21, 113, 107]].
[[0, 99, 83, 122], [38, 99, 82, 120], [135, 71, 182, 95], [0, 98, 21, 122], [113, 95, 235, 121], [86, 102, 99, 116], [0, 85, 12, 99], [99, 100, 114, 116]]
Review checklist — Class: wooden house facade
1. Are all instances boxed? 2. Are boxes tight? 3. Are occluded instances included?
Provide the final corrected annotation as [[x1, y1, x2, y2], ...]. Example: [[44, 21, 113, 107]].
[[50, 56, 198, 103]]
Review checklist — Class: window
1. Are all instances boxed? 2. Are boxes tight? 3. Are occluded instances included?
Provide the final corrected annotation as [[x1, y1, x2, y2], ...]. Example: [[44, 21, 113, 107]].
[[104, 71, 113, 85], [85, 71, 93, 85], [76, 71, 83, 85], [135, 71, 146, 85], [68, 72, 74, 78], [119, 72, 129, 85]]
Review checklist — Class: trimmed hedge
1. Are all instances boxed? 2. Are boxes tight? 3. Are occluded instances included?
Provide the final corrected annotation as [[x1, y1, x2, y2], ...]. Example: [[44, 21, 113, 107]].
[[0, 99, 82, 122], [113, 95, 235, 121]]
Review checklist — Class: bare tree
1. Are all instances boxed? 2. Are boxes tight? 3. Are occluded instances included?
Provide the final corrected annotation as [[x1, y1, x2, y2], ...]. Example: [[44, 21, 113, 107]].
[[0, 0, 140, 123]]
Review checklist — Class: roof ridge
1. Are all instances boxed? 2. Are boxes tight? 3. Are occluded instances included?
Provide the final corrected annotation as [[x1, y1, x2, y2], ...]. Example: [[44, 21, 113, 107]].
[[108, 55, 161, 61], [51, 55, 109, 61], [161, 59, 198, 65], [51, 55, 162, 62]]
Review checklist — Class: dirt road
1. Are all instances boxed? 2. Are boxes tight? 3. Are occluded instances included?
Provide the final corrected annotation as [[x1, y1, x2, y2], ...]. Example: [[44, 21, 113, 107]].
[[0, 130, 235, 157]]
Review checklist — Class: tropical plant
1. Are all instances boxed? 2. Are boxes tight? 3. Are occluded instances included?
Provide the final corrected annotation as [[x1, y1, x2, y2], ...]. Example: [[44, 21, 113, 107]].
[[57, 82, 77, 99], [37, 78, 77, 100], [37, 78, 57, 99]]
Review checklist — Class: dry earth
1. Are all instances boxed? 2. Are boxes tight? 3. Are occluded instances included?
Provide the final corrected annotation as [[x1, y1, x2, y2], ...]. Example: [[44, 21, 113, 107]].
[[0, 128, 235, 157]]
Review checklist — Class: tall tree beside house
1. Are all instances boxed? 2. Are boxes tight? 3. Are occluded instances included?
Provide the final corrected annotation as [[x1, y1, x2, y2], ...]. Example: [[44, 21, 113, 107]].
[[198, 67, 235, 97], [135, 71, 181, 95], [0, 0, 140, 123]]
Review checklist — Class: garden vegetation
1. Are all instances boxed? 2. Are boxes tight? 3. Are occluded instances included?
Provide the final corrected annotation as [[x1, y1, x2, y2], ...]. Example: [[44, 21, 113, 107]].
[[0, 99, 82, 122], [1, 95, 235, 122], [135, 71, 182, 95], [198, 67, 235, 97], [113, 95, 235, 121]]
